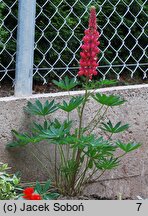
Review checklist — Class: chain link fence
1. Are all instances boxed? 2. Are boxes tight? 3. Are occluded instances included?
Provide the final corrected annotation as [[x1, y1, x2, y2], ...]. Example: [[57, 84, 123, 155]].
[[0, 0, 17, 83], [0, 0, 148, 94]]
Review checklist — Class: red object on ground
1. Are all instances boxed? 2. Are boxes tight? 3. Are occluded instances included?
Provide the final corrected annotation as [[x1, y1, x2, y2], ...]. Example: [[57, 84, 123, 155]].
[[23, 187, 42, 200]]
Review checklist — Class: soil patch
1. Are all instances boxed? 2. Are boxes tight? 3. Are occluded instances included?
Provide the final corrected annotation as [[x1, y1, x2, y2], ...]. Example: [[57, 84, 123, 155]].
[[0, 74, 148, 97], [59, 194, 133, 200]]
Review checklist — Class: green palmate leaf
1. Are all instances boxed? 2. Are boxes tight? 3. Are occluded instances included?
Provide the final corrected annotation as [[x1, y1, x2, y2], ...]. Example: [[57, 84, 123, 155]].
[[38, 120, 72, 141], [57, 134, 78, 145], [39, 126, 63, 140], [35, 181, 42, 194], [53, 119, 72, 132], [64, 134, 95, 149], [12, 130, 43, 143], [83, 79, 117, 89], [95, 157, 119, 170], [82, 79, 117, 90], [52, 76, 78, 91], [43, 193, 59, 200], [89, 136, 111, 147], [101, 121, 129, 133], [32, 119, 72, 137], [63, 134, 116, 159], [92, 93, 126, 106], [67, 135, 117, 160], [58, 96, 84, 112], [6, 130, 43, 148], [97, 79, 118, 87], [43, 180, 51, 193], [85, 140, 116, 159], [6, 141, 26, 148], [34, 180, 59, 200], [25, 99, 58, 116], [32, 121, 51, 134], [31, 119, 72, 142], [116, 141, 141, 153], [49, 119, 72, 133]]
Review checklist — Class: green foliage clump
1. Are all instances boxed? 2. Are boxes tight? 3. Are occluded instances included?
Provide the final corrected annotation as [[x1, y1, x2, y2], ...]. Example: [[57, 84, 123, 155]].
[[0, 162, 20, 200]]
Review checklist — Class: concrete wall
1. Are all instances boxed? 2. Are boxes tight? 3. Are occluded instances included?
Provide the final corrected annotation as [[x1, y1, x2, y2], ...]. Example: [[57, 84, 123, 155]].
[[0, 84, 148, 199]]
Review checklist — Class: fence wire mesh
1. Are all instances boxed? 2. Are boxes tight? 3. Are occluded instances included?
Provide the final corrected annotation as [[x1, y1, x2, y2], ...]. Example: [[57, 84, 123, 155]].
[[0, 0, 17, 83], [0, 0, 148, 87]]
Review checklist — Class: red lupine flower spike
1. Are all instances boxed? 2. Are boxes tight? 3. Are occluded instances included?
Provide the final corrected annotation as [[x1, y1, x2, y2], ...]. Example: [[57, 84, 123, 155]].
[[78, 6, 100, 79]]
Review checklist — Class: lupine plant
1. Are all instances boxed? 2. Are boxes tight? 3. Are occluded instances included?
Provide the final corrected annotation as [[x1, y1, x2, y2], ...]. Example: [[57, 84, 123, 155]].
[[7, 6, 141, 196]]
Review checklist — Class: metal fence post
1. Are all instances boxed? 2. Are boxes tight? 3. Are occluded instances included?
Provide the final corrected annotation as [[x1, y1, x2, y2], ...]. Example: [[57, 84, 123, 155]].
[[15, 0, 36, 96]]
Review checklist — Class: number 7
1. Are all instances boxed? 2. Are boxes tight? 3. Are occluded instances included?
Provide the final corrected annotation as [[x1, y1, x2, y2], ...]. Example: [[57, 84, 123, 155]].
[[136, 203, 142, 211]]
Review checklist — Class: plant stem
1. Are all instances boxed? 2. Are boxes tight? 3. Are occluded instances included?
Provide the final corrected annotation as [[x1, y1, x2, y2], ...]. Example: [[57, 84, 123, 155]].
[[54, 145, 58, 186], [83, 169, 106, 185], [58, 145, 66, 167], [75, 157, 89, 193], [32, 144, 54, 173], [92, 170, 106, 182], [88, 106, 109, 134], [78, 89, 89, 138], [108, 132, 113, 140], [84, 104, 104, 131], [31, 151, 53, 180], [70, 87, 89, 190], [116, 152, 127, 159], [58, 145, 70, 188], [66, 112, 70, 161]]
